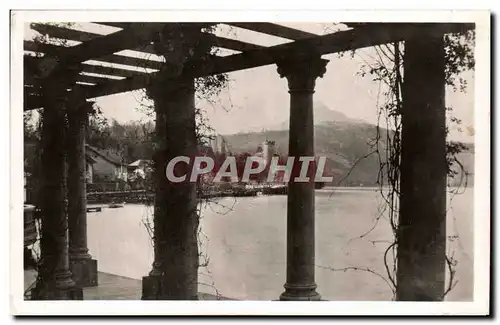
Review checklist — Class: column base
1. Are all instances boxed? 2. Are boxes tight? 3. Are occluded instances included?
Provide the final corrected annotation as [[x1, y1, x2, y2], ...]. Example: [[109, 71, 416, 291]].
[[24, 247, 37, 270], [30, 274, 83, 300], [142, 275, 198, 300], [142, 275, 161, 300], [69, 258, 98, 287], [148, 263, 162, 277], [279, 284, 321, 301], [31, 286, 83, 300]]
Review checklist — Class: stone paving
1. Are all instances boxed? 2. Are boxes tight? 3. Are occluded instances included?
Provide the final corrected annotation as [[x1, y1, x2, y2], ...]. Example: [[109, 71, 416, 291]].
[[24, 270, 230, 300]]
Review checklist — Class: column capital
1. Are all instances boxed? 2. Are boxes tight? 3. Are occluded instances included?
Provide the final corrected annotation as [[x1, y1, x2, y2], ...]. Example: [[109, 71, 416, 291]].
[[79, 100, 95, 111], [66, 101, 93, 125], [77, 101, 95, 114], [146, 73, 194, 102], [277, 55, 328, 92]]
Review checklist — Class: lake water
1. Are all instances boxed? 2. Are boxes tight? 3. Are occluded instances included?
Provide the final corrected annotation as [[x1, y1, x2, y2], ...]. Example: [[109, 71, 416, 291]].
[[86, 187, 474, 301]]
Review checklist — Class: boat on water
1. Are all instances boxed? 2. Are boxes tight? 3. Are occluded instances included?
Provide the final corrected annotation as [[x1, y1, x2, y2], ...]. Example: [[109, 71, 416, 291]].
[[108, 203, 125, 209], [87, 205, 103, 212], [262, 184, 287, 195]]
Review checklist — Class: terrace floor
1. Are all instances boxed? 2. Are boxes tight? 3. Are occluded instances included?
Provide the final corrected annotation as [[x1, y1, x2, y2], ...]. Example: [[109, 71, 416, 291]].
[[24, 270, 230, 300]]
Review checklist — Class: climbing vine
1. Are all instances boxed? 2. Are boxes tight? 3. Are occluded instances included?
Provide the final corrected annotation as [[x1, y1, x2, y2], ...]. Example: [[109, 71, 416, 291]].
[[328, 25, 475, 300], [24, 22, 84, 299], [137, 23, 231, 299], [23, 22, 233, 299]]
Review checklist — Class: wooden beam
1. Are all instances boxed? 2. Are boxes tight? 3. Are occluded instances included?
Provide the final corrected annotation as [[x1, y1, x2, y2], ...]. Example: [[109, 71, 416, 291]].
[[30, 23, 159, 55], [87, 74, 151, 98], [24, 93, 42, 110], [32, 23, 257, 59], [88, 23, 473, 99], [24, 83, 97, 111], [191, 23, 474, 76], [80, 64, 146, 78], [30, 23, 96, 42], [343, 23, 372, 28], [24, 85, 41, 96], [25, 40, 162, 71], [25, 54, 149, 81], [93, 22, 215, 30], [343, 23, 403, 28], [204, 33, 266, 51], [26, 69, 113, 86], [94, 22, 265, 52], [30, 23, 166, 80], [28, 26, 164, 70], [25, 80, 94, 91], [48, 23, 165, 67], [76, 74, 116, 85], [93, 22, 130, 29], [25, 22, 475, 107], [226, 22, 318, 40]]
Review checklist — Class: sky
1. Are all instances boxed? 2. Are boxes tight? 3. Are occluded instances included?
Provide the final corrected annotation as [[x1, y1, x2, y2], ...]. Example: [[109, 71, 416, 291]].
[[26, 23, 475, 143]]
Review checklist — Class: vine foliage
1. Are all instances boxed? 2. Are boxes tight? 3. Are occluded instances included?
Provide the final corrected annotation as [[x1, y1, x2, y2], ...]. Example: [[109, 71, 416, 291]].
[[138, 23, 230, 299], [24, 23, 230, 299], [314, 24, 477, 299], [332, 26, 475, 299]]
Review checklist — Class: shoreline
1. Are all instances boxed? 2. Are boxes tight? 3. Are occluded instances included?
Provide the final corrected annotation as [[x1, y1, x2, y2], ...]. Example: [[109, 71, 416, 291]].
[[85, 185, 473, 205]]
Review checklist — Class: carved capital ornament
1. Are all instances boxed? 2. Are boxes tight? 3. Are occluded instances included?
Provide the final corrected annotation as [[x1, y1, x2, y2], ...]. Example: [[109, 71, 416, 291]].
[[277, 55, 328, 92]]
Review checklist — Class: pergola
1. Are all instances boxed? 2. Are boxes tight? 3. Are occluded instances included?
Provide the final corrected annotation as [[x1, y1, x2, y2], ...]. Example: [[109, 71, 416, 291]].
[[23, 22, 474, 301]]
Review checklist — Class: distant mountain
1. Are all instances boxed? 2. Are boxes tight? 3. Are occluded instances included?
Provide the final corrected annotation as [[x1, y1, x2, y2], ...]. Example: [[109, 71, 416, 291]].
[[221, 103, 474, 187], [313, 101, 367, 125], [247, 101, 366, 132]]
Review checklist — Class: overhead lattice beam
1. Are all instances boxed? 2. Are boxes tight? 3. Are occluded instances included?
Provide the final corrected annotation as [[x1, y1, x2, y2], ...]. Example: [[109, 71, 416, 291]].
[[24, 84, 93, 111], [79, 63, 147, 78], [30, 23, 160, 56], [226, 22, 319, 40], [33, 22, 167, 79], [31, 22, 259, 59], [25, 54, 148, 82], [67, 74, 111, 85], [28, 24, 164, 71], [93, 22, 266, 52], [92, 22, 133, 29], [24, 39, 163, 71], [48, 22, 165, 66], [25, 65, 119, 86], [94, 22, 214, 29], [85, 23, 474, 100], [24, 94, 42, 111], [24, 22, 474, 110], [203, 33, 266, 52]]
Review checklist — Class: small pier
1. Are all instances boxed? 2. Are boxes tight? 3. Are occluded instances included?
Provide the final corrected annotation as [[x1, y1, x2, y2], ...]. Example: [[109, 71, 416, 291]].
[[24, 270, 231, 300], [86, 206, 103, 213]]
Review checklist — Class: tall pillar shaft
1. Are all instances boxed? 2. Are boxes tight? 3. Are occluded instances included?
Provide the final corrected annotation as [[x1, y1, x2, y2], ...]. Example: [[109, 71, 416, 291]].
[[277, 55, 328, 301], [397, 33, 447, 301], [142, 78, 199, 300], [67, 101, 98, 287], [148, 107, 167, 277], [32, 83, 82, 300]]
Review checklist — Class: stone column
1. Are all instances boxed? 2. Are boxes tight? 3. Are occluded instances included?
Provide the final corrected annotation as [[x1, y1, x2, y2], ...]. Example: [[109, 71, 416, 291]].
[[142, 77, 199, 300], [145, 96, 168, 278], [397, 32, 447, 300], [32, 81, 82, 300], [24, 204, 37, 270], [67, 101, 98, 287], [277, 54, 328, 301]]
